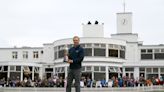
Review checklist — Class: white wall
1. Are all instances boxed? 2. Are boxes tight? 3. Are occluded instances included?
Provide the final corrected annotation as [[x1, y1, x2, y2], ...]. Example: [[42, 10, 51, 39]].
[[42, 44, 54, 63], [117, 12, 132, 34], [125, 42, 139, 62], [82, 24, 104, 37], [0, 48, 43, 62], [52, 37, 127, 47], [111, 34, 138, 42]]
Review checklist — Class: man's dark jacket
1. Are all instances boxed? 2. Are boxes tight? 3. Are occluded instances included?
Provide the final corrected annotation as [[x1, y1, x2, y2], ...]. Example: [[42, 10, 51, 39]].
[[68, 45, 84, 69]]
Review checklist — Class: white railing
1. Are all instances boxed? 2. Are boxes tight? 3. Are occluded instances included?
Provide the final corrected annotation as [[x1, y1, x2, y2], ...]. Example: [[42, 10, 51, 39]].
[[0, 86, 164, 92]]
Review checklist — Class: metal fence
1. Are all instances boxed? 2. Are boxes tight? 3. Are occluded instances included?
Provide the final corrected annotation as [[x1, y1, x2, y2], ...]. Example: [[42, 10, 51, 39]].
[[0, 86, 164, 92]]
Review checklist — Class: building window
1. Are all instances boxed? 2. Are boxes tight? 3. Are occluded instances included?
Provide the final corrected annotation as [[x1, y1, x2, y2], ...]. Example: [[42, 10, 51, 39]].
[[120, 50, 125, 59], [113, 45, 119, 49], [94, 44, 100, 47], [94, 48, 105, 56], [139, 68, 145, 72], [147, 49, 153, 53], [55, 68, 60, 73], [161, 68, 164, 73], [54, 51, 58, 60], [141, 49, 146, 53], [86, 66, 92, 71], [154, 49, 160, 53], [154, 53, 164, 59], [84, 48, 92, 56], [109, 49, 118, 57], [141, 54, 153, 60], [115, 67, 121, 73], [54, 47, 58, 60], [58, 45, 65, 51], [55, 67, 64, 73], [58, 45, 66, 58], [10, 66, 15, 71], [100, 66, 105, 71], [33, 51, 39, 58], [125, 68, 134, 71], [109, 67, 115, 72], [153, 68, 158, 73], [108, 44, 114, 48], [141, 49, 153, 60], [120, 46, 126, 50], [161, 49, 164, 52], [86, 43, 92, 48], [34, 67, 39, 73], [10, 66, 21, 72], [60, 67, 65, 73], [23, 51, 28, 59], [146, 68, 152, 73], [3, 66, 8, 71], [16, 66, 21, 71], [94, 66, 99, 71], [0, 66, 2, 71], [45, 68, 53, 72], [100, 44, 106, 48], [12, 51, 18, 59], [58, 50, 64, 58]]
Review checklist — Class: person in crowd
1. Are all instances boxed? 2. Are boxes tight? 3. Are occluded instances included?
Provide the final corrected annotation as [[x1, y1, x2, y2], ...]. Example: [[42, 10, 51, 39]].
[[86, 77, 92, 87], [118, 77, 123, 87], [0, 77, 6, 87]]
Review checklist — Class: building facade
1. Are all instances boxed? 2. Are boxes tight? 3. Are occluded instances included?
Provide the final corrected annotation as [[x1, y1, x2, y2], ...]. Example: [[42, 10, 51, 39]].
[[1, 12, 164, 82]]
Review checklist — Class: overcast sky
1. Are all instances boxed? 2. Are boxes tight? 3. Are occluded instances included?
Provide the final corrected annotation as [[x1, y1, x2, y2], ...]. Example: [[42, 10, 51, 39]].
[[0, 0, 164, 47]]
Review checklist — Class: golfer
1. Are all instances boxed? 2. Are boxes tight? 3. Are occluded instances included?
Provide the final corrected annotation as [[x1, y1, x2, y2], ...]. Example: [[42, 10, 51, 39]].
[[66, 36, 84, 92]]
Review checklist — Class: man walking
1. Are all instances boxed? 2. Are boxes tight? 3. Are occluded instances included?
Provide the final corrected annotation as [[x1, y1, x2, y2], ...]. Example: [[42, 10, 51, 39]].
[[66, 36, 84, 92]]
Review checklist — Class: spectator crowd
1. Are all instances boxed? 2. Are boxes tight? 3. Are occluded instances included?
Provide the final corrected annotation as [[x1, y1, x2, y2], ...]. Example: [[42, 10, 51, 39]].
[[0, 75, 164, 88]]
